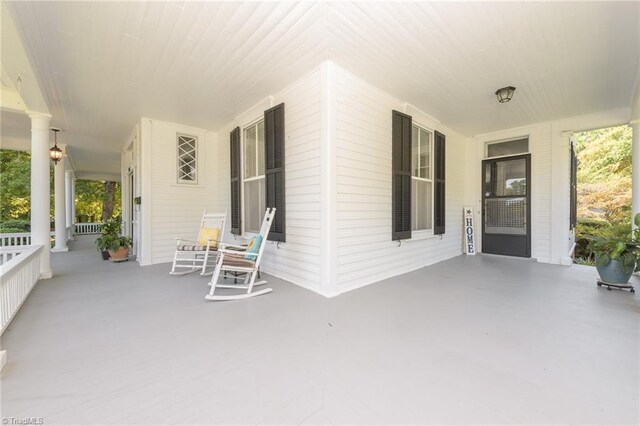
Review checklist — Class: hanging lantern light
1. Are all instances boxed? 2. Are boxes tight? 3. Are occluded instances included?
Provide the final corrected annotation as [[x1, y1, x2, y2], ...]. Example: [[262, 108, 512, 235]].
[[495, 86, 516, 103], [49, 128, 63, 164]]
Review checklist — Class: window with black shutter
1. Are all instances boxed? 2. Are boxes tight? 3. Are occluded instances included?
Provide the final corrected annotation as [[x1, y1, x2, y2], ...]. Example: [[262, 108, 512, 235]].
[[264, 103, 285, 242], [229, 127, 241, 235], [434, 131, 446, 235], [392, 110, 412, 240], [570, 138, 577, 230]]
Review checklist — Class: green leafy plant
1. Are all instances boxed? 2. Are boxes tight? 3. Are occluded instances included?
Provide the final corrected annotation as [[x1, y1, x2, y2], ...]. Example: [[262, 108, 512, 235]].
[[574, 257, 595, 266], [95, 218, 130, 252], [98, 218, 121, 236], [96, 234, 132, 252], [587, 212, 640, 275]]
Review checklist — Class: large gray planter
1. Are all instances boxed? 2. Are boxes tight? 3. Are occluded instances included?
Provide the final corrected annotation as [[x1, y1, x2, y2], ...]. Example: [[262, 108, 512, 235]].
[[595, 258, 632, 284], [595, 257, 635, 293]]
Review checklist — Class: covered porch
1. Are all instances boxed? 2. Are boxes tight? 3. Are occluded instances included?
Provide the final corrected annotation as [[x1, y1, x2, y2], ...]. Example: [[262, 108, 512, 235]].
[[2, 236, 638, 424]]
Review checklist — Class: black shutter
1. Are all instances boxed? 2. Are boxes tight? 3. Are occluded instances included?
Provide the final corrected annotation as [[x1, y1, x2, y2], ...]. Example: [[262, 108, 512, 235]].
[[434, 131, 446, 235], [570, 139, 577, 230], [392, 110, 412, 240], [230, 127, 241, 235], [264, 103, 285, 242]]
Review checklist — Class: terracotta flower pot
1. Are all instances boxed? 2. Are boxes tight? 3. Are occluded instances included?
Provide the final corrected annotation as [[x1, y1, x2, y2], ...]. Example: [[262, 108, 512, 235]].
[[108, 246, 129, 261]]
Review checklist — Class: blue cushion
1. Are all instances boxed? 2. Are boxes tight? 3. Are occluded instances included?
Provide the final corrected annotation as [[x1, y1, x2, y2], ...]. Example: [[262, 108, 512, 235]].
[[244, 235, 263, 261]]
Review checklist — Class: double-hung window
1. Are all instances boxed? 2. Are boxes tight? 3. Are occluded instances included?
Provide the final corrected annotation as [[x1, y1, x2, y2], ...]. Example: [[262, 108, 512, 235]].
[[411, 124, 433, 231], [243, 120, 265, 234]]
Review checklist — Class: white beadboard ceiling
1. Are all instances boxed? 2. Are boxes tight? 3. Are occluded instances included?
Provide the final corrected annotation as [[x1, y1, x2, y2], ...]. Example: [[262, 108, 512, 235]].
[[3, 1, 639, 177]]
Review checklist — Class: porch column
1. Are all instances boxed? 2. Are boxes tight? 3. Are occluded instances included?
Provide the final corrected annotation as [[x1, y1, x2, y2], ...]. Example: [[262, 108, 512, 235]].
[[71, 175, 76, 231], [28, 112, 53, 279], [65, 170, 75, 241], [53, 158, 68, 252], [632, 121, 640, 232]]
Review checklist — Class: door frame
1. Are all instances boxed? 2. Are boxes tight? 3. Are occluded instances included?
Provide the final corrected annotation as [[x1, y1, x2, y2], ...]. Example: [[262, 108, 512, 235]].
[[481, 153, 531, 257]]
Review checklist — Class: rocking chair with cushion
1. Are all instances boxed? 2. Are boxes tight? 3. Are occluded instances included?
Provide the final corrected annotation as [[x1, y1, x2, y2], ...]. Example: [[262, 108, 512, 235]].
[[170, 210, 227, 276], [205, 208, 276, 301]]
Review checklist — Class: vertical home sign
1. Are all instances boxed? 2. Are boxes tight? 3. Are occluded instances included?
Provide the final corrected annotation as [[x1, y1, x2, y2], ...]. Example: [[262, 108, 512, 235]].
[[463, 207, 476, 255]]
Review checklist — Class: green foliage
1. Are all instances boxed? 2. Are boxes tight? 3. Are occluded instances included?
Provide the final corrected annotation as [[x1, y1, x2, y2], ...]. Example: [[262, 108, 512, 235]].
[[75, 179, 122, 222], [574, 126, 631, 183], [587, 237, 639, 275], [574, 257, 595, 266], [98, 218, 121, 235], [573, 125, 632, 263], [0, 219, 30, 233], [585, 213, 640, 274], [95, 218, 130, 251], [95, 234, 132, 252], [0, 150, 32, 221], [0, 149, 122, 227], [574, 126, 631, 223]]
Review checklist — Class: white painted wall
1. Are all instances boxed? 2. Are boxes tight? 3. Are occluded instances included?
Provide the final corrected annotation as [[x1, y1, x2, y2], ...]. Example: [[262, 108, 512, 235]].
[[471, 107, 632, 265], [133, 118, 218, 266], [214, 68, 323, 294], [125, 60, 630, 296], [332, 66, 468, 294]]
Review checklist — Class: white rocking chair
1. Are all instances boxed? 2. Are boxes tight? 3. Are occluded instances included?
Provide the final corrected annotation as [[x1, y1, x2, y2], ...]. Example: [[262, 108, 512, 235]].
[[205, 208, 276, 301], [170, 210, 227, 276]]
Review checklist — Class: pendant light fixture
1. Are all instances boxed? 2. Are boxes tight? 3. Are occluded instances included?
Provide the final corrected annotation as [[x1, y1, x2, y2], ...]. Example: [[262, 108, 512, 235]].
[[49, 127, 63, 164], [495, 86, 516, 103]]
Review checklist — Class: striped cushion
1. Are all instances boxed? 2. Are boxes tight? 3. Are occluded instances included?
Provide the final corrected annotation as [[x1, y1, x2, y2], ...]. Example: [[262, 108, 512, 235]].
[[177, 244, 216, 251], [222, 254, 255, 268]]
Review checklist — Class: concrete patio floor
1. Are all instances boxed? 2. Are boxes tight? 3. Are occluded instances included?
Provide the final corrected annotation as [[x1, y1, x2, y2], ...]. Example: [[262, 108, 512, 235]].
[[1, 236, 638, 425]]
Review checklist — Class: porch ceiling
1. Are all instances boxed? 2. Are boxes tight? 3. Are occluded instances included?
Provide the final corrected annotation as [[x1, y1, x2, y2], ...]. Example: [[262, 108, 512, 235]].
[[3, 1, 639, 176]]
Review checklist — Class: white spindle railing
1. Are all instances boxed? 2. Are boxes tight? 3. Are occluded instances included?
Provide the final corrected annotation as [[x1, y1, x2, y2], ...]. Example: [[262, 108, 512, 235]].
[[0, 223, 101, 246], [0, 233, 31, 247], [0, 246, 25, 265], [0, 231, 56, 247], [0, 244, 43, 335], [75, 223, 102, 235]]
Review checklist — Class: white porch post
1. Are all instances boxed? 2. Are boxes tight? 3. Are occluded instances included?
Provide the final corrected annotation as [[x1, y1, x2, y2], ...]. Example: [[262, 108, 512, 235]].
[[53, 158, 68, 252], [631, 121, 640, 232], [28, 112, 53, 279], [65, 170, 75, 241], [71, 175, 76, 230]]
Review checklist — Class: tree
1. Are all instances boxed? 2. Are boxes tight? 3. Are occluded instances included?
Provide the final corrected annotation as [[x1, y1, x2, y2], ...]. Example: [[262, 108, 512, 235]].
[[573, 125, 632, 259], [0, 149, 121, 225], [74, 179, 121, 222], [0, 150, 31, 222], [102, 181, 117, 221]]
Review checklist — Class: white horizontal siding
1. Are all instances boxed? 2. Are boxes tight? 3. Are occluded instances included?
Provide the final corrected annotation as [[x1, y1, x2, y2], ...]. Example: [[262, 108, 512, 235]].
[[334, 67, 467, 293], [146, 120, 217, 264], [214, 68, 323, 292]]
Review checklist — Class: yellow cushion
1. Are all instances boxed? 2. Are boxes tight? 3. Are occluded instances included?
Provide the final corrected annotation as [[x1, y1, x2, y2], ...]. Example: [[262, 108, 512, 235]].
[[198, 227, 221, 248]]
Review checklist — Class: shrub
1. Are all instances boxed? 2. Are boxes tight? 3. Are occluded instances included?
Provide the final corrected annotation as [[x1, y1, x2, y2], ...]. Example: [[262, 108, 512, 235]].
[[0, 219, 30, 233], [575, 217, 632, 260]]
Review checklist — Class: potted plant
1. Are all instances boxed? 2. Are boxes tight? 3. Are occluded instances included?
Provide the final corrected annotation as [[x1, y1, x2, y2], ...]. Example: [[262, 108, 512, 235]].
[[96, 219, 132, 262], [588, 224, 639, 293]]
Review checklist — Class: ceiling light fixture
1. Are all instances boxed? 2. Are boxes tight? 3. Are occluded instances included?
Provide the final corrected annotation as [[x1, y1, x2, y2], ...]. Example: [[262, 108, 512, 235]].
[[495, 86, 516, 103], [49, 128, 63, 164]]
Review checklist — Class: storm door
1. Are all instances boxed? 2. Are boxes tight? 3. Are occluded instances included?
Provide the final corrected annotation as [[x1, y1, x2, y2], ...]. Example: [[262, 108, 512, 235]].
[[482, 155, 531, 257]]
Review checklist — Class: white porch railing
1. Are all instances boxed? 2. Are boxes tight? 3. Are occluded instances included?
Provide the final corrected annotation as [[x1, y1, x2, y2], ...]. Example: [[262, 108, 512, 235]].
[[0, 231, 55, 247], [0, 233, 31, 247], [0, 244, 43, 335], [0, 223, 102, 247], [0, 246, 24, 265], [74, 222, 102, 235]]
